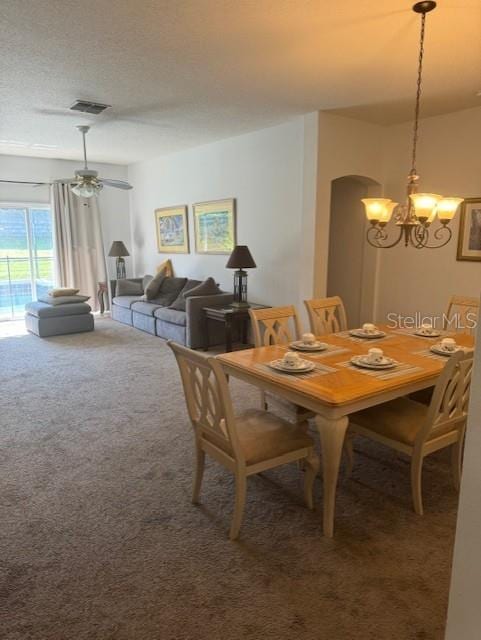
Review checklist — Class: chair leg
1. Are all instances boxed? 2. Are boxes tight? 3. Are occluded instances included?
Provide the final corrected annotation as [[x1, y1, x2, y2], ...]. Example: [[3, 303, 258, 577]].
[[192, 445, 205, 504], [451, 435, 465, 491], [410, 453, 424, 515], [230, 473, 247, 540], [343, 433, 354, 478], [304, 451, 320, 510], [260, 390, 268, 410]]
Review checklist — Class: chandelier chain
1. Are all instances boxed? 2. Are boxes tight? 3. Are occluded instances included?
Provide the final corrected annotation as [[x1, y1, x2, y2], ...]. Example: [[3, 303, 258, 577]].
[[410, 10, 426, 177]]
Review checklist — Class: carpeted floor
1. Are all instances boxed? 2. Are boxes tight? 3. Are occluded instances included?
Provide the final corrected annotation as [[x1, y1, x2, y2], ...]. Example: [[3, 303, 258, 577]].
[[1, 318, 458, 639]]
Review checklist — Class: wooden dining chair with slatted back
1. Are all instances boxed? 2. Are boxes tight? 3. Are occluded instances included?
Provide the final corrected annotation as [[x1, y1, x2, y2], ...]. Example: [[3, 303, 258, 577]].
[[445, 295, 479, 336], [168, 341, 319, 540], [347, 350, 473, 515], [304, 296, 348, 335], [248, 306, 313, 425]]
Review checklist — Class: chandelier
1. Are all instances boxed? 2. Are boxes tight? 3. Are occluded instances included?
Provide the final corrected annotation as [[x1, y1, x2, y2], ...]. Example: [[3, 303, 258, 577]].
[[362, 1, 463, 249]]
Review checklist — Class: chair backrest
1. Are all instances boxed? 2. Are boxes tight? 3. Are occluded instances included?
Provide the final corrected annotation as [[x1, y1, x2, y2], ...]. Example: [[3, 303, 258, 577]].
[[248, 305, 302, 347], [304, 296, 348, 335], [419, 350, 474, 445], [445, 295, 479, 336], [168, 341, 242, 460]]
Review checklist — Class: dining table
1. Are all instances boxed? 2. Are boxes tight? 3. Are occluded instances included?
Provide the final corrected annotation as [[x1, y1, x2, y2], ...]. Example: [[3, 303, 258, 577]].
[[216, 324, 475, 537]]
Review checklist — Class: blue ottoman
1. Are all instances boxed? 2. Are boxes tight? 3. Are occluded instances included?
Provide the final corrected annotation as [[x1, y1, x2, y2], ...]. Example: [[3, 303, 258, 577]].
[[25, 301, 94, 337]]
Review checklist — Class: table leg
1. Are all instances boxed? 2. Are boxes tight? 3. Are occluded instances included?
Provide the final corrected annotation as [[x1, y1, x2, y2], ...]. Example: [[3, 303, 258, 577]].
[[225, 317, 233, 352], [98, 286, 105, 315], [203, 313, 209, 352], [315, 414, 349, 537]]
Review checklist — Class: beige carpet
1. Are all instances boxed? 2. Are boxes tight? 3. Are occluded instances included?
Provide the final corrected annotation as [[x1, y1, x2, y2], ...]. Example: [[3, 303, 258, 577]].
[[1, 318, 458, 639]]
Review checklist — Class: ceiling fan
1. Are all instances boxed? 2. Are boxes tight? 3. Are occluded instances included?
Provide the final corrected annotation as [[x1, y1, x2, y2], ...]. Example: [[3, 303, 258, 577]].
[[55, 125, 133, 198]]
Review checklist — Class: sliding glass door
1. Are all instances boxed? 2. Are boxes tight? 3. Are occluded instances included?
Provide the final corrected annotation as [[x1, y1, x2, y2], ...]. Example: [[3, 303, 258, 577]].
[[0, 205, 55, 320]]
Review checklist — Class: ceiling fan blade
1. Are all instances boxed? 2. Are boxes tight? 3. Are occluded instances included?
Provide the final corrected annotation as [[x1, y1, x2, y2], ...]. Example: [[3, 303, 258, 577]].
[[100, 178, 133, 190]]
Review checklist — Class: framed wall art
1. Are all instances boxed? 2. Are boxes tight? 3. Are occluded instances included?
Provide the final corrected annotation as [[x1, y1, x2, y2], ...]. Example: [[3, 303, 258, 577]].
[[193, 198, 236, 254], [457, 198, 481, 261], [155, 205, 189, 254]]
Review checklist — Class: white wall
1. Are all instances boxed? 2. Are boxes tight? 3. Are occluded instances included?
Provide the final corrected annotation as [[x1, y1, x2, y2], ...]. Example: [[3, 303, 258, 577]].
[[376, 106, 481, 321], [0, 155, 131, 279], [128, 116, 318, 313], [314, 112, 386, 306], [445, 301, 481, 639]]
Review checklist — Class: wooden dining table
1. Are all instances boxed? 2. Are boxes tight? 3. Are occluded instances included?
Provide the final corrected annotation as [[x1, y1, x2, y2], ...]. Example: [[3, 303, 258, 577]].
[[216, 325, 475, 537]]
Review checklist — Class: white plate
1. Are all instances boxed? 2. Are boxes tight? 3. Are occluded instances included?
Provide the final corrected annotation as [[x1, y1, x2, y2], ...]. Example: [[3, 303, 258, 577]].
[[349, 329, 386, 339], [268, 359, 316, 374], [430, 344, 462, 357], [290, 341, 328, 352], [351, 355, 396, 370], [414, 330, 441, 338]]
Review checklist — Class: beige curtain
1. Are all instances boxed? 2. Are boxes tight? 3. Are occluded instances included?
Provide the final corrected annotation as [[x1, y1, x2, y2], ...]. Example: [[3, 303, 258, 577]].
[[51, 184, 107, 311]]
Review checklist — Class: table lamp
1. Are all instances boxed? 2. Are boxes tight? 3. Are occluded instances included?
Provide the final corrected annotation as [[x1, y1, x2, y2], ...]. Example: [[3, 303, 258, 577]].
[[108, 241, 129, 279], [226, 245, 256, 307]]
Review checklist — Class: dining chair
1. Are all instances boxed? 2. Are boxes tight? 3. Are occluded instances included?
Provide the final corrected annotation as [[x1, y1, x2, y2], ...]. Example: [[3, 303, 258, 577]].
[[168, 341, 320, 540], [304, 296, 348, 335], [445, 295, 479, 336], [347, 350, 473, 515], [248, 306, 312, 424]]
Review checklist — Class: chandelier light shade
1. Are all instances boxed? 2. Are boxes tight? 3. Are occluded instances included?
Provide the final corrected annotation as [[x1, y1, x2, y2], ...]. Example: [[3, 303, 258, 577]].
[[363, 1, 463, 249], [71, 180, 103, 198]]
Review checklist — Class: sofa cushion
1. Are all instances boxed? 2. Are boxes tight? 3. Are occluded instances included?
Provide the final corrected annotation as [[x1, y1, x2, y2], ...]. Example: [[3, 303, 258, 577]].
[[149, 277, 187, 307], [184, 277, 220, 299], [154, 307, 187, 326], [116, 279, 144, 296], [38, 294, 90, 305], [112, 295, 143, 309], [144, 271, 165, 299], [169, 279, 202, 311], [131, 301, 163, 317], [156, 258, 173, 277], [26, 301, 92, 318]]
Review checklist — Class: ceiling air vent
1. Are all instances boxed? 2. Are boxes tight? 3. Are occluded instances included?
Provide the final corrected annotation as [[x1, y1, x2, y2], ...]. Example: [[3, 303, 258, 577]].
[[69, 100, 111, 115]]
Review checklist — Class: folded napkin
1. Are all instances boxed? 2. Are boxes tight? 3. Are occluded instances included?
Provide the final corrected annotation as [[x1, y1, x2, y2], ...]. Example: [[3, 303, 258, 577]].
[[48, 287, 80, 297]]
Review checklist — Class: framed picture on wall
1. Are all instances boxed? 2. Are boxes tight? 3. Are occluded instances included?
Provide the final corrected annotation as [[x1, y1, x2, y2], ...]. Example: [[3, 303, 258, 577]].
[[457, 198, 481, 262], [193, 198, 236, 254], [155, 205, 189, 254]]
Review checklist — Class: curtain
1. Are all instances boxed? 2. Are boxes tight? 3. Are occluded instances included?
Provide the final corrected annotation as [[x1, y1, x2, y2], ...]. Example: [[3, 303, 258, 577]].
[[51, 183, 107, 312]]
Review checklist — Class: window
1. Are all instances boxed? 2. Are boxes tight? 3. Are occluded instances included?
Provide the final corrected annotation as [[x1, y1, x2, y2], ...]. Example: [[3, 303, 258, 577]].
[[0, 204, 55, 320]]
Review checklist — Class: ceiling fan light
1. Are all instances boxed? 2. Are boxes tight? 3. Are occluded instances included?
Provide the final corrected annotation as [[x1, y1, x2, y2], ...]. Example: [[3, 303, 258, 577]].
[[436, 197, 464, 222], [361, 198, 392, 223], [71, 181, 102, 198]]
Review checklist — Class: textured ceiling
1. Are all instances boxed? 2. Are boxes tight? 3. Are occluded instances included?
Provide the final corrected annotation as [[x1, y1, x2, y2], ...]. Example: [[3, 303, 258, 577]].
[[0, 0, 480, 165]]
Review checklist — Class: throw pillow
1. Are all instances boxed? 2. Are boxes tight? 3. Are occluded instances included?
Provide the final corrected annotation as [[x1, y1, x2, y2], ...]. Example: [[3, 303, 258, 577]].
[[169, 279, 202, 311], [142, 274, 154, 291], [48, 287, 80, 297], [156, 259, 173, 277], [144, 271, 165, 300], [38, 294, 90, 306], [183, 277, 221, 301], [149, 277, 187, 307], [116, 279, 144, 296]]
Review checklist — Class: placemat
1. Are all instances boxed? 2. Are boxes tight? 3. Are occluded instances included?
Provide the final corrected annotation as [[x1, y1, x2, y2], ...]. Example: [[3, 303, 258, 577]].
[[336, 360, 424, 380], [255, 361, 337, 381], [334, 331, 395, 344]]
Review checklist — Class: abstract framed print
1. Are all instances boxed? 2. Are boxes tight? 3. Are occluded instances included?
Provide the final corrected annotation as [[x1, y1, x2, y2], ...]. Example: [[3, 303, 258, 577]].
[[193, 198, 236, 254], [155, 205, 189, 254]]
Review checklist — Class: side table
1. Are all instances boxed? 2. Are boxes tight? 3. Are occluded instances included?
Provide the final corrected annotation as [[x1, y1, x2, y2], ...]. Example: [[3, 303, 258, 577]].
[[202, 303, 269, 352], [98, 282, 109, 314]]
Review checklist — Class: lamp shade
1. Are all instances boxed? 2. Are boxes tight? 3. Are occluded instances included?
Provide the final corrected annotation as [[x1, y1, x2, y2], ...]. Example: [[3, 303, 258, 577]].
[[226, 245, 256, 269], [108, 241, 130, 257]]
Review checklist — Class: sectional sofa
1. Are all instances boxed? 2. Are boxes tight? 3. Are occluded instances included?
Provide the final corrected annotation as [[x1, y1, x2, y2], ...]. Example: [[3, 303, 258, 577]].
[[111, 276, 233, 349]]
